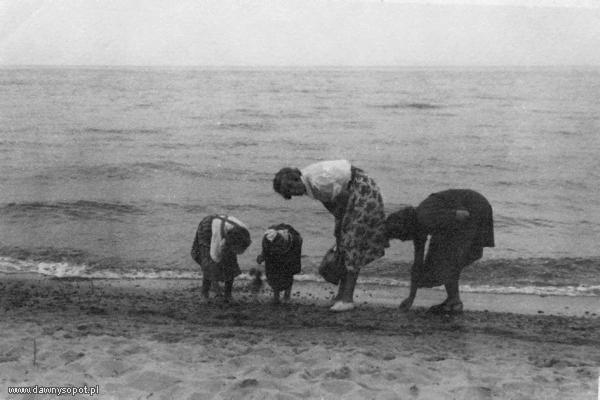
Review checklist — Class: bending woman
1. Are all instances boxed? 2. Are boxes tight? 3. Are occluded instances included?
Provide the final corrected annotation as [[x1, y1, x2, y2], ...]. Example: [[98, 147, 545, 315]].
[[191, 214, 252, 302], [385, 189, 494, 314], [273, 159, 388, 312]]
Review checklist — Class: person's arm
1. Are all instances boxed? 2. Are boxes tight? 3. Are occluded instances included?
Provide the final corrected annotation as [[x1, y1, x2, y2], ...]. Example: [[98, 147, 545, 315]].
[[322, 189, 350, 241], [209, 218, 224, 262], [322, 201, 338, 216], [410, 236, 426, 290], [399, 235, 426, 311], [291, 233, 303, 274], [256, 237, 266, 264]]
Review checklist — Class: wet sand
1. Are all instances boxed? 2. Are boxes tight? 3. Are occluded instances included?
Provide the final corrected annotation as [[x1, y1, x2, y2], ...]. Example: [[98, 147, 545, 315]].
[[0, 273, 598, 399]]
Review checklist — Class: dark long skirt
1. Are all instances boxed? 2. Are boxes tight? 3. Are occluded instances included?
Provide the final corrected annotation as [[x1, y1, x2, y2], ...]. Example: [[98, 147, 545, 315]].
[[415, 189, 494, 288], [191, 215, 241, 282]]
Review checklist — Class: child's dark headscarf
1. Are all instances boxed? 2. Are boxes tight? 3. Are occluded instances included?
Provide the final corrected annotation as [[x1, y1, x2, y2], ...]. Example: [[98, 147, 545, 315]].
[[263, 228, 292, 255], [385, 206, 418, 240], [225, 225, 252, 251]]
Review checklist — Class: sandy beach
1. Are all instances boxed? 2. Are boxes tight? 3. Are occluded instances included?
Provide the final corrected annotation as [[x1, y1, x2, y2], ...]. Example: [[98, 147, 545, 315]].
[[0, 274, 598, 400]]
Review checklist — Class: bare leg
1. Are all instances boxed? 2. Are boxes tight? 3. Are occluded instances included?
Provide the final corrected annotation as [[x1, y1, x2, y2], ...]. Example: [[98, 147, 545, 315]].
[[444, 280, 461, 305], [399, 279, 417, 312], [332, 273, 347, 302], [340, 271, 358, 303], [223, 279, 233, 303], [330, 270, 358, 312], [201, 278, 211, 299], [428, 279, 463, 314]]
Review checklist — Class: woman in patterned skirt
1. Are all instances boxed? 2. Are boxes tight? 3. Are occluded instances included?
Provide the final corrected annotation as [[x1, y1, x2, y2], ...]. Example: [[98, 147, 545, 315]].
[[385, 189, 494, 314], [273, 159, 388, 312]]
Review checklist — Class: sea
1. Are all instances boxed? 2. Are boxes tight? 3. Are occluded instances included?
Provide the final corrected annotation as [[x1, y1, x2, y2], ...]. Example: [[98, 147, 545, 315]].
[[1, 66, 599, 298]]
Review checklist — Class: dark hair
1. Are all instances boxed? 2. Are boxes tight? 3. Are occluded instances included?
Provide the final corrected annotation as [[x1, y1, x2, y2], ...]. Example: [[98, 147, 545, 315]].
[[273, 167, 301, 199], [225, 225, 252, 251], [385, 206, 417, 240]]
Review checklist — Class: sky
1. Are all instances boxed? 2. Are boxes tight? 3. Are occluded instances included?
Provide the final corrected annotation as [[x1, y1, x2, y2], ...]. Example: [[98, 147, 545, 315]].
[[1, 0, 599, 66]]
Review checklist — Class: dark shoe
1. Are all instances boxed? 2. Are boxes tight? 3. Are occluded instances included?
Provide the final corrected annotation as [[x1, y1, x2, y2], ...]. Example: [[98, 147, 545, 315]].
[[427, 301, 463, 315]]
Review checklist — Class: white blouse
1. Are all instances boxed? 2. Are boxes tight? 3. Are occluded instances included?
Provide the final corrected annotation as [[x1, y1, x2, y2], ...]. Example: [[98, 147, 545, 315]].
[[300, 159, 352, 203], [210, 215, 247, 262]]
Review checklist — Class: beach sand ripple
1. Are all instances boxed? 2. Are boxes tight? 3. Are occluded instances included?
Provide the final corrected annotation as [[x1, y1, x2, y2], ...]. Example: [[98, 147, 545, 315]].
[[0, 274, 598, 400]]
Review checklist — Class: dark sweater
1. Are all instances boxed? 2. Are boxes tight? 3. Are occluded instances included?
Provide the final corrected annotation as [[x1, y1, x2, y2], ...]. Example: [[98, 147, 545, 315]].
[[412, 189, 495, 287], [262, 224, 302, 291], [416, 189, 494, 248]]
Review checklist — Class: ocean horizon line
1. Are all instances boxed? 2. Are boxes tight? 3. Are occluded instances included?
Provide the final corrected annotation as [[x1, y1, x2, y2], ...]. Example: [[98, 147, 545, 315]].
[[1, 64, 600, 71]]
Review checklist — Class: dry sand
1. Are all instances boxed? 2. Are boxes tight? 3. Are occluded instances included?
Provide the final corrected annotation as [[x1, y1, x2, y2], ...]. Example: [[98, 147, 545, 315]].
[[0, 273, 598, 400]]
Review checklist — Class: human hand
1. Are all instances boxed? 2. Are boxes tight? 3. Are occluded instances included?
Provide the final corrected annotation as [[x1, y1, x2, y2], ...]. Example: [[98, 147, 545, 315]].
[[399, 297, 414, 312], [456, 209, 470, 221]]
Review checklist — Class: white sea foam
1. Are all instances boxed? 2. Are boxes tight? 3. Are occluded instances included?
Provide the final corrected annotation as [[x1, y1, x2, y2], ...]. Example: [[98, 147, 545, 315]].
[[1, 257, 599, 297], [0, 256, 199, 280]]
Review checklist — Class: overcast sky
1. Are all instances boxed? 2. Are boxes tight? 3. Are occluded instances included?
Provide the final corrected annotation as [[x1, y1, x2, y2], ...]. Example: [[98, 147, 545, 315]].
[[1, 0, 599, 66]]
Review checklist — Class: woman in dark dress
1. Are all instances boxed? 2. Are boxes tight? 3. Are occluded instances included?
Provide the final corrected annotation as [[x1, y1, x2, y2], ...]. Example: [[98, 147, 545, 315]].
[[273, 159, 388, 312], [385, 189, 494, 314], [191, 214, 251, 302]]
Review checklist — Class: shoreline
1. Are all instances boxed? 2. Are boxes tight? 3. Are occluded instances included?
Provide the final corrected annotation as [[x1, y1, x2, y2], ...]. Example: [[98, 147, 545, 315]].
[[2, 272, 597, 318], [1, 273, 598, 399]]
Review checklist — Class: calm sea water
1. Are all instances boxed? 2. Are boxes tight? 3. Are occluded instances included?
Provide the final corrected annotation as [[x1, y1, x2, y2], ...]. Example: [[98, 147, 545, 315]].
[[1, 67, 599, 296]]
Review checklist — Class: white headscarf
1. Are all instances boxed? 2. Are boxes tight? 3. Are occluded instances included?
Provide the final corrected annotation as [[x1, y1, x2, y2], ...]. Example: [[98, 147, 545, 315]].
[[264, 228, 290, 242]]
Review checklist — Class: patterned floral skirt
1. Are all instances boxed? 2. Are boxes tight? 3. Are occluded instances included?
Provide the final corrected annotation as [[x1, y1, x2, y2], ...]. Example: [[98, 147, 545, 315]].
[[338, 170, 389, 272]]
